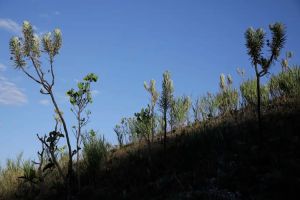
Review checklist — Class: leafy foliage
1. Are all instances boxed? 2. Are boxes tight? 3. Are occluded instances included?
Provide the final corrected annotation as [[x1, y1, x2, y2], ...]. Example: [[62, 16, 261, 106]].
[[197, 92, 219, 121], [159, 71, 174, 115], [134, 106, 152, 143], [240, 79, 269, 107], [216, 74, 239, 115], [159, 71, 174, 151], [170, 95, 191, 129], [82, 130, 108, 183], [144, 79, 159, 141], [67, 73, 98, 106], [269, 66, 300, 99]]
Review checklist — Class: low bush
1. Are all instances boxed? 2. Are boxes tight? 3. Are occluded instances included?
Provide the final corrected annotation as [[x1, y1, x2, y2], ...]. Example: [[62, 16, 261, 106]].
[[269, 66, 300, 99], [82, 130, 109, 184], [240, 79, 269, 107]]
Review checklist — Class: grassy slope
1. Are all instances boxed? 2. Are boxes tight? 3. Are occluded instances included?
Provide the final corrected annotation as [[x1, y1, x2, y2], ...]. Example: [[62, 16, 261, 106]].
[[77, 99, 300, 200]]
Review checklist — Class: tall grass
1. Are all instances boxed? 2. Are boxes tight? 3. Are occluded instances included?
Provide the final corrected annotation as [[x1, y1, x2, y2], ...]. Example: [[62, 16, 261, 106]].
[[0, 153, 24, 198], [82, 130, 109, 184]]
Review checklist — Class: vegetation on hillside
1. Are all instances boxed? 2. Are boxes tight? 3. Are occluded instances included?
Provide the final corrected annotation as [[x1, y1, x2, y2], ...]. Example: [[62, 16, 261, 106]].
[[1, 21, 300, 199]]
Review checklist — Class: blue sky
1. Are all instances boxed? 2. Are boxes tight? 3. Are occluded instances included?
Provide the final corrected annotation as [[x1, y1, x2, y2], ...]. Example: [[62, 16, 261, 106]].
[[0, 0, 300, 165]]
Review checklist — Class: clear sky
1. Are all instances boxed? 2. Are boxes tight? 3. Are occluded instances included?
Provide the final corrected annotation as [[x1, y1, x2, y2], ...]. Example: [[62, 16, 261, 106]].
[[0, 0, 300, 165]]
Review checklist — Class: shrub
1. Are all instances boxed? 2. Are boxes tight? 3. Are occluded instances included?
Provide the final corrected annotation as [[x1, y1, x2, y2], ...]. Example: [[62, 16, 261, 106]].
[[0, 153, 24, 198], [269, 66, 300, 99], [82, 130, 108, 183], [170, 95, 191, 129], [216, 74, 239, 115], [240, 79, 269, 107], [198, 92, 219, 121]]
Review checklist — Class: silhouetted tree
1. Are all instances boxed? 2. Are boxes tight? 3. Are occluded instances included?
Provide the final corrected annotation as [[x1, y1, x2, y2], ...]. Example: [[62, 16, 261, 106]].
[[114, 118, 127, 147], [159, 71, 174, 152], [245, 22, 286, 136], [66, 73, 98, 193], [134, 106, 152, 150], [9, 21, 73, 196]]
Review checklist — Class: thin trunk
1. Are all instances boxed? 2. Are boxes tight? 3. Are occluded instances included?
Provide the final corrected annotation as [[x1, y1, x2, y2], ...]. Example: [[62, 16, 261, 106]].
[[170, 108, 173, 133], [151, 106, 155, 142], [163, 109, 167, 153], [255, 67, 262, 141], [49, 91, 73, 197], [77, 111, 81, 193]]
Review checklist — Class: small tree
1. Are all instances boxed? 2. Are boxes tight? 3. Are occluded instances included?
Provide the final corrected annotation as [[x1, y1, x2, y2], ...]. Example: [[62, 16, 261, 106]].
[[114, 118, 127, 147], [9, 21, 73, 194], [134, 106, 152, 150], [144, 79, 159, 142], [66, 73, 98, 192], [159, 71, 174, 152], [245, 22, 286, 135]]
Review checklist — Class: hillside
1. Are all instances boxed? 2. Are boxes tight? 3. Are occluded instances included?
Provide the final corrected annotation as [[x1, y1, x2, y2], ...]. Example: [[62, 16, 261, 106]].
[[73, 99, 300, 200]]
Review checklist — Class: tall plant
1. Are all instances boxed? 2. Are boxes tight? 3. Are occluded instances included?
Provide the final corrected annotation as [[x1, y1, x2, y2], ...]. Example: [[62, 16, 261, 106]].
[[134, 106, 152, 150], [216, 74, 239, 115], [144, 79, 159, 142], [245, 22, 286, 134], [66, 73, 98, 192], [159, 71, 174, 152], [9, 21, 73, 193]]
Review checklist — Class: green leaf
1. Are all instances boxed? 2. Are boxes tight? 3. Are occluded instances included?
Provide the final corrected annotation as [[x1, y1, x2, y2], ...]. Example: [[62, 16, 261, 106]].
[[78, 82, 84, 90]]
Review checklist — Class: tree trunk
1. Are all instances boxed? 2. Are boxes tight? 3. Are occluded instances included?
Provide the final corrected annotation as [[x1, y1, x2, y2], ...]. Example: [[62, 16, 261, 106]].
[[77, 111, 81, 193], [163, 110, 167, 153], [151, 106, 155, 142], [49, 91, 73, 198], [256, 73, 262, 140]]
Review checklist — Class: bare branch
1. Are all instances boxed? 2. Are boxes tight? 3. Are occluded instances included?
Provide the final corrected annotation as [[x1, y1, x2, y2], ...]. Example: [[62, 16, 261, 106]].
[[21, 67, 42, 84]]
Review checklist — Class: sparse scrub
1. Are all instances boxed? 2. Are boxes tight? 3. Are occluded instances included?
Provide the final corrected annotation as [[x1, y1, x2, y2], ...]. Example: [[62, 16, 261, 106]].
[[269, 66, 300, 99], [3, 19, 299, 200]]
